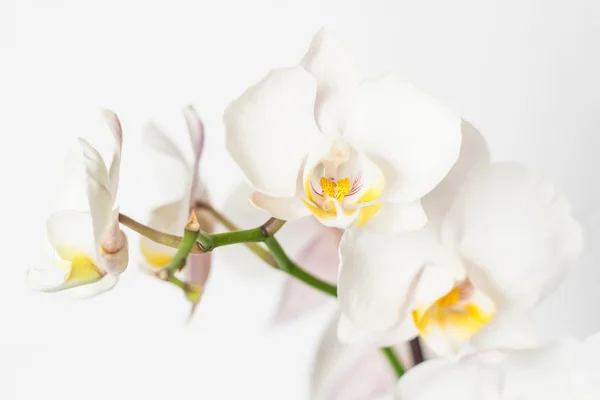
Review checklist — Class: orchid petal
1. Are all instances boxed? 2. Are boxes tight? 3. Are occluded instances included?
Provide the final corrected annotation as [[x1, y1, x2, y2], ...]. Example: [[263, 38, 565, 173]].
[[337, 228, 443, 331], [140, 199, 188, 269], [300, 29, 360, 136], [78, 138, 114, 251], [183, 105, 206, 202], [28, 270, 118, 298], [422, 120, 490, 222], [344, 72, 462, 203], [360, 201, 427, 234], [142, 128, 192, 208], [102, 109, 123, 199], [224, 66, 322, 197], [441, 163, 584, 307], [395, 358, 500, 400], [47, 210, 96, 261], [470, 308, 538, 351], [337, 313, 417, 347], [397, 335, 598, 399], [143, 122, 188, 167], [499, 339, 578, 399], [249, 191, 310, 221]]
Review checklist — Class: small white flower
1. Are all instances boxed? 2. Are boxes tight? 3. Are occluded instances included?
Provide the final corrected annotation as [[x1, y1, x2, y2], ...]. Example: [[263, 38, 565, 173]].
[[29, 110, 128, 296], [337, 123, 583, 356], [395, 331, 600, 399], [139, 106, 212, 287], [224, 29, 462, 232]]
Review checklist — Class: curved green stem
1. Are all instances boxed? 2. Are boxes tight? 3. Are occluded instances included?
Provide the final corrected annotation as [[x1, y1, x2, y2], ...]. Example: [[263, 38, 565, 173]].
[[164, 228, 200, 274], [207, 227, 265, 249], [196, 203, 276, 266], [119, 211, 404, 377], [263, 237, 337, 296]]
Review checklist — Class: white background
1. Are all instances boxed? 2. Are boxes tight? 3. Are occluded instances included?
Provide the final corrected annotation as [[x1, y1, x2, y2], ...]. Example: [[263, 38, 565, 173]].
[[1, 0, 600, 399]]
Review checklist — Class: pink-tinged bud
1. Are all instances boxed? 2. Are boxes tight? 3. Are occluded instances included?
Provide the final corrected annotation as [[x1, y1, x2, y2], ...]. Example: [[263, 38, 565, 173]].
[[99, 223, 129, 275]]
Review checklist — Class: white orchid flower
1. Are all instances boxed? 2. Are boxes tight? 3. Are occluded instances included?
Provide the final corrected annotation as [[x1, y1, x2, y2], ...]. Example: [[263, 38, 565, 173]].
[[396, 331, 600, 399], [337, 123, 583, 356], [140, 106, 212, 288], [312, 312, 412, 400], [224, 29, 462, 232], [29, 110, 128, 296]]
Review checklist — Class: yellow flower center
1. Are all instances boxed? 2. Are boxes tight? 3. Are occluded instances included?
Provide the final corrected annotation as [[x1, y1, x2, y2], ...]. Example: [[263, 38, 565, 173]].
[[319, 177, 351, 201], [412, 280, 495, 342], [64, 254, 104, 282], [300, 141, 386, 227]]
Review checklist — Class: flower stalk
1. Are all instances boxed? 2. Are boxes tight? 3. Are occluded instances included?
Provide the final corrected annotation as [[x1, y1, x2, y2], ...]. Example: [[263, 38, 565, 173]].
[[196, 201, 276, 266], [118, 210, 403, 377], [263, 237, 337, 296], [119, 213, 205, 254], [163, 211, 202, 275]]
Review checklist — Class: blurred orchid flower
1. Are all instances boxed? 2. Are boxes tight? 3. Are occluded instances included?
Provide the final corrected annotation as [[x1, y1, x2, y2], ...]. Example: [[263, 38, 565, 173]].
[[337, 122, 584, 356], [29, 110, 128, 296], [396, 331, 600, 399], [312, 312, 412, 400], [224, 29, 462, 232], [140, 106, 212, 291]]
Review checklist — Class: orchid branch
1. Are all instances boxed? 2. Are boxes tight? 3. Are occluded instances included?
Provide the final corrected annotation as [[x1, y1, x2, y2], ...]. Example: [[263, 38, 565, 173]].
[[118, 211, 404, 377], [162, 211, 201, 275], [195, 202, 276, 266], [263, 236, 337, 296], [119, 213, 205, 254], [144, 211, 205, 303]]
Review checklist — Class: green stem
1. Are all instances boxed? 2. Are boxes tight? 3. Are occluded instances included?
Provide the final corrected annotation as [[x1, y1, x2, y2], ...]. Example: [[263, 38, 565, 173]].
[[381, 347, 404, 378], [264, 237, 337, 297], [164, 228, 200, 274], [208, 228, 265, 249], [196, 203, 276, 266], [166, 274, 186, 290], [119, 211, 404, 376], [263, 237, 400, 374]]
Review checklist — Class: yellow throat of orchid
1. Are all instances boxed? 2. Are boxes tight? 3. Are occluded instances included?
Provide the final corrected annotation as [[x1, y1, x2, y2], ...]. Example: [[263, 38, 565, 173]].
[[55, 246, 103, 283], [319, 177, 351, 202], [411, 280, 496, 345], [301, 146, 386, 227]]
